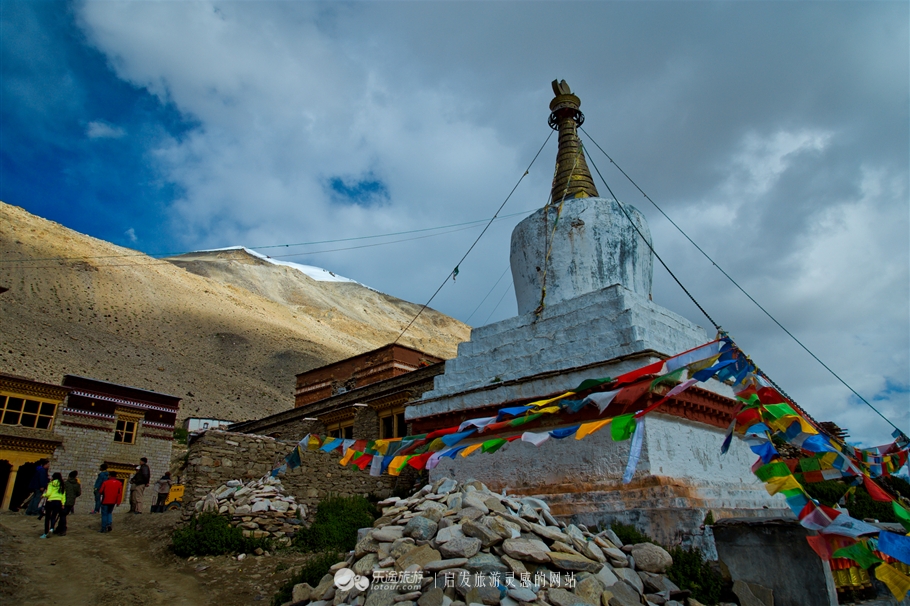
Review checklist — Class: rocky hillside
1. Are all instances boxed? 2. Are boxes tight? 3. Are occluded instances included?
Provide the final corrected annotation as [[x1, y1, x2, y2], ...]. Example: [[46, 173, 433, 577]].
[[0, 202, 469, 422]]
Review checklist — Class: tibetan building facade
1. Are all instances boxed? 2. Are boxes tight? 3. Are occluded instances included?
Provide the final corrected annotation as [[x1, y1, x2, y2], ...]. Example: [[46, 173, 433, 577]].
[[230, 344, 444, 442], [53, 375, 180, 502], [0, 373, 69, 510]]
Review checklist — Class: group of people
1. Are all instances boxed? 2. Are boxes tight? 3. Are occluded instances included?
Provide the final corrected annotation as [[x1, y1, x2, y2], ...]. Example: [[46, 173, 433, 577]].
[[24, 457, 175, 537]]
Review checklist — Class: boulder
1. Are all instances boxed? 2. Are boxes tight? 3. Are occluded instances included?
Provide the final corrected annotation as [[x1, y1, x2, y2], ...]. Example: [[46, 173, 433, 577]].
[[465, 554, 509, 575], [603, 582, 640, 606], [292, 583, 313, 602], [548, 553, 602, 573], [629, 544, 672, 574], [502, 539, 552, 564], [397, 544, 442, 571], [463, 519, 503, 548], [574, 575, 605, 605], [612, 569, 643, 594], [373, 526, 406, 543], [404, 516, 439, 541], [440, 537, 482, 559], [436, 524, 465, 544]]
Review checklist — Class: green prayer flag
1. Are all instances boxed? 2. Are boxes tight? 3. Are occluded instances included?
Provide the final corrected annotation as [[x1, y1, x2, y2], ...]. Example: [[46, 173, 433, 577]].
[[764, 403, 799, 420], [575, 377, 613, 392], [737, 393, 760, 406], [833, 541, 883, 569], [780, 487, 805, 498], [482, 438, 508, 454], [650, 368, 685, 390], [754, 461, 792, 482], [893, 501, 910, 532], [611, 414, 636, 441], [509, 413, 542, 427], [800, 457, 822, 472]]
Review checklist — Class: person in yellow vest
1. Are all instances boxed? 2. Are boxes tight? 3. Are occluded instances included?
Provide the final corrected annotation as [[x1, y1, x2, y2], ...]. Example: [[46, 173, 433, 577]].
[[40, 472, 65, 539]]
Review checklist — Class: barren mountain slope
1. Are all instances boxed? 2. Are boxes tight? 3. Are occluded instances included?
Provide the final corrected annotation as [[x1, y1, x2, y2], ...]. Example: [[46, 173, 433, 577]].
[[0, 203, 470, 422]]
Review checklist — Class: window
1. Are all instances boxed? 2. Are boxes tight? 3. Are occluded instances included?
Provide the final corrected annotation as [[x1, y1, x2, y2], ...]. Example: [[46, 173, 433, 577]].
[[330, 425, 354, 439], [0, 395, 57, 429], [114, 419, 137, 443], [379, 407, 408, 439]]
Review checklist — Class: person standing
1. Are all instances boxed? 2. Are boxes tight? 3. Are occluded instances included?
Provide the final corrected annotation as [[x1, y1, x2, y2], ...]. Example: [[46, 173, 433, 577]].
[[40, 472, 65, 539], [98, 471, 122, 533], [24, 459, 49, 516], [55, 471, 82, 536], [91, 463, 109, 514], [152, 472, 173, 513], [129, 457, 150, 514]]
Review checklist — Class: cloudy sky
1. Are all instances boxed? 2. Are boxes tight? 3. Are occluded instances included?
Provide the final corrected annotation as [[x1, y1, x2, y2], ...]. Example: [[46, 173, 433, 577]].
[[2, 1, 907, 447]]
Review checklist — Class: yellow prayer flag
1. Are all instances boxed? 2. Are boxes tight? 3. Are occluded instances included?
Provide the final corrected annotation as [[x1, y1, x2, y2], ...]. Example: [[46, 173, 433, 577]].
[[460, 443, 484, 457], [373, 440, 390, 455], [795, 416, 818, 435], [820, 451, 839, 467], [875, 563, 910, 601], [339, 449, 357, 466], [530, 392, 576, 410], [576, 419, 611, 440], [764, 474, 803, 496], [388, 456, 408, 476]]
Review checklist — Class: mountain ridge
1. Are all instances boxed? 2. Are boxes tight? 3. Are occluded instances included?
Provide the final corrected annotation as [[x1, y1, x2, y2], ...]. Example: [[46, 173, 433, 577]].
[[0, 202, 470, 422]]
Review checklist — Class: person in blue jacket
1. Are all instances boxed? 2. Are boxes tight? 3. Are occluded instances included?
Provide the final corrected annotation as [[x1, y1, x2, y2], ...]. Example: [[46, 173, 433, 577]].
[[91, 463, 109, 514], [24, 459, 49, 516]]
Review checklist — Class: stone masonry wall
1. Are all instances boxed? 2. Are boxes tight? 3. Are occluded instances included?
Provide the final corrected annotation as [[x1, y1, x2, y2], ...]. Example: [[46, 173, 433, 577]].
[[183, 430, 400, 523], [52, 409, 173, 508]]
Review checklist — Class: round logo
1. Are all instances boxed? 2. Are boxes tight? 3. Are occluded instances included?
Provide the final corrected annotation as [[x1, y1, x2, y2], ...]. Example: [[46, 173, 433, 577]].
[[334, 568, 369, 592]]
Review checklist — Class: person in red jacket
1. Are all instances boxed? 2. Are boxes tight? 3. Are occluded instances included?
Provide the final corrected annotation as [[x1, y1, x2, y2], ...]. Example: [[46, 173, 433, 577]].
[[98, 471, 123, 533]]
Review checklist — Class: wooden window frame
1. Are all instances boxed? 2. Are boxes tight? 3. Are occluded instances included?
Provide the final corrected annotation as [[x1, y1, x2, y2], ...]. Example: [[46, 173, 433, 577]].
[[378, 406, 407, 439], [114, 419, 137, 444], [0, 394, 58, 430]]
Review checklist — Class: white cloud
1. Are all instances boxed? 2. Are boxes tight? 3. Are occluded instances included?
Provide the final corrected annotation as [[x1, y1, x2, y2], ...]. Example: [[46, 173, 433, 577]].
[[86, 120, 125, 139], [124, 227, 137, 243]]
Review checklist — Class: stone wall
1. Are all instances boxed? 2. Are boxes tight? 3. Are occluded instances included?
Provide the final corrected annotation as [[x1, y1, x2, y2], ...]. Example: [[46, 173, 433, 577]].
[[182, 430, 402, 522], [52, 408, 173, 506]]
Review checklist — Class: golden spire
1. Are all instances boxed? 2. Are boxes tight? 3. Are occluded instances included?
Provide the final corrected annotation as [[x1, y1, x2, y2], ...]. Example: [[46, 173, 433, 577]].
[[548, 79, 599, 203]]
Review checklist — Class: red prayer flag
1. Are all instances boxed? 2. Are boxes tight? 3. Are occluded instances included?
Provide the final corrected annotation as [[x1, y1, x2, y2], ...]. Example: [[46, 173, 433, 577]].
[[407, 452, 433, 470], [806, 535, 837, 561], [614, 360, 665, 385], [735, 408, 762, 428], [353, 454, 373, 470], [864, 476, 894, 502]]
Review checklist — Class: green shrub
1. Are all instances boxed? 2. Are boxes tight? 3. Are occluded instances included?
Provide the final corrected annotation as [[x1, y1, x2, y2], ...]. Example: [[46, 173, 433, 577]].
[[174, 427, 189, 444], [666, 546, 723, 605], [609, 521, 653, 546], [271, 551, 340, 606], [293, 495, 376, 553], [171, 512, 270, 557]]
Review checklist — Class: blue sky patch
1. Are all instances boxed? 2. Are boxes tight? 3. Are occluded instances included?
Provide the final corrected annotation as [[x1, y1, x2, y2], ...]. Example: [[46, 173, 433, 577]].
[[327, 174, 389, 207]]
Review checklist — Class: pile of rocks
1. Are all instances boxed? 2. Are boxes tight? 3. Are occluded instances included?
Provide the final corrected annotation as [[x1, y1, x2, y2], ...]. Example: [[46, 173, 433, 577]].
[[191, 475, 306, 544], [285, 479, 694, 606]]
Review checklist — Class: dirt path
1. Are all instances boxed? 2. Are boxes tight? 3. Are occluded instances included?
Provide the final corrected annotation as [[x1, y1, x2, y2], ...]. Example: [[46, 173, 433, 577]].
[[0, 510, 307, 605]]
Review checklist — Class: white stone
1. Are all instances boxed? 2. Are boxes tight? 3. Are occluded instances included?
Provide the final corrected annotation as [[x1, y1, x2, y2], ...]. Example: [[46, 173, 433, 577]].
[[251, 500, 270, 513]]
